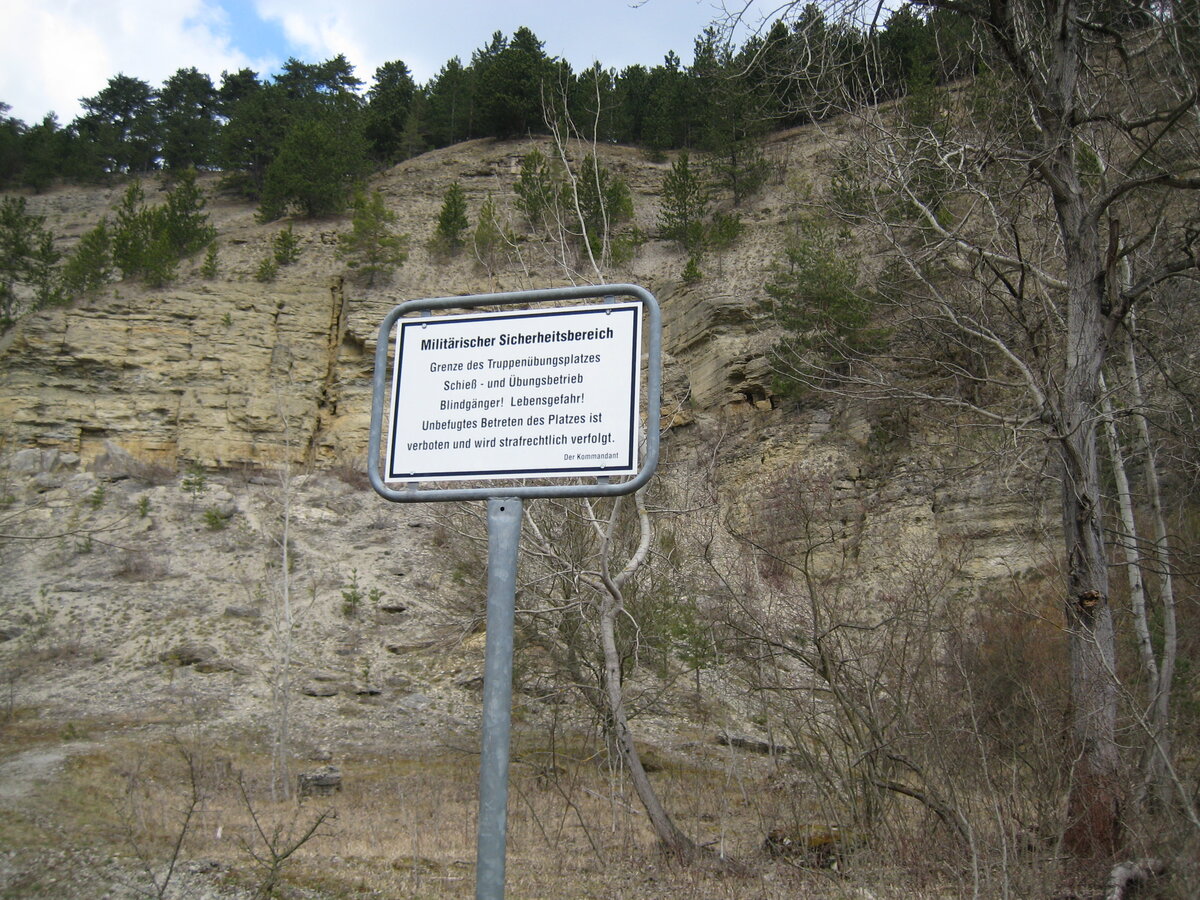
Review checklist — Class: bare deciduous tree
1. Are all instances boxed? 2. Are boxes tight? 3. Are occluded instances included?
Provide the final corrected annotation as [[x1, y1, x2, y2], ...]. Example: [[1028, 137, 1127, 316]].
[[741, 0, 1200, 855]]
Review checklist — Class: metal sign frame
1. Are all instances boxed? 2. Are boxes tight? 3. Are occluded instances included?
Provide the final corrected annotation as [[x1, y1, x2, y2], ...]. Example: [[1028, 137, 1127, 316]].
[[367, 284, 661, 900], [368, 283, 661, 503]]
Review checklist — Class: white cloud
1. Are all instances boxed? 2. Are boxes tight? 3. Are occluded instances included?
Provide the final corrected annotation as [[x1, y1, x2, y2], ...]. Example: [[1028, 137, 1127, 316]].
[[0, 0, 264, 124], [249, 0, 740, 89]]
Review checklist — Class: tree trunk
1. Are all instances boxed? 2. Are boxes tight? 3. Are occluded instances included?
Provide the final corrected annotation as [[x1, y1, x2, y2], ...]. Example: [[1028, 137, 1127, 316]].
[[1057, 191, 1120, 856], [592, 494, 699, 858], [1122, 324, 1177, 809], [598, 594, 698, 858]]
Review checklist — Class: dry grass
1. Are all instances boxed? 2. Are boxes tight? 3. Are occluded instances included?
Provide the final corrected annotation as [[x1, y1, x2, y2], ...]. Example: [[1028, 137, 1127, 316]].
[[1, 718, 979, 900], [4, 711, 1197, 899]]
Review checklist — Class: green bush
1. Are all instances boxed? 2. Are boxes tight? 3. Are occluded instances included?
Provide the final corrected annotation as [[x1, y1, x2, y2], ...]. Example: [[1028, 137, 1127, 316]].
[[255, 256, 278, 282]]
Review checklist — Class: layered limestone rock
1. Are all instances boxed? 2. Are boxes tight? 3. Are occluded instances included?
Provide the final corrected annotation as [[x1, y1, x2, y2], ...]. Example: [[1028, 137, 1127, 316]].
[[0, 133, 1056, 595], [0, 280, 346, 467]]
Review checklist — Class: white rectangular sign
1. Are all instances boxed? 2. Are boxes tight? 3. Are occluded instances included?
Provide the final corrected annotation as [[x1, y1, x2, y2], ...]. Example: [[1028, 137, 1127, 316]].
[[384, 302, 642, 482]]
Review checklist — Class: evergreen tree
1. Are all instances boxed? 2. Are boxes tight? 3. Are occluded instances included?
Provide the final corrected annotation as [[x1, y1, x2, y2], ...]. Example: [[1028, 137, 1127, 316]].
[[765, 215, 876, 377], [77, 74, 160, 174], [0, 104, 22, 189], [219, 82, 289, 198], [657, 151, 710, 252], [514, 147, 560, 230], [612, 65, 652, 144], [365, 60, 417, 163], [337, 189, 409, 285], [398, 94, 428, 160], [434, 182, 470, 252], [0, 196, 61, 324], [217, 68, 262, 115], [108, 175, 215, 285], [110, 181, 155, 280], [642, 52, 689, 151], [158, 67, 218, 170], [272, 224, 301, 265], [572, 154, 633, 259], [472, 192, 510, 270], [425, 57, 472, 147], [570, 63, 618, 142], [259, 103, 369, 219], [275, 54, 363, 99], [160, 168, 215, 256], [61, 219, 112, 296], [475, 28, 557, 139], [695, 30, 769, 205], [17, 115, 62, 191]]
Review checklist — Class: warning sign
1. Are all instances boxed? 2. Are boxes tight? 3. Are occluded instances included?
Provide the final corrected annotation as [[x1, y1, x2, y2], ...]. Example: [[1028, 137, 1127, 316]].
[[384, 302, 642, 482]]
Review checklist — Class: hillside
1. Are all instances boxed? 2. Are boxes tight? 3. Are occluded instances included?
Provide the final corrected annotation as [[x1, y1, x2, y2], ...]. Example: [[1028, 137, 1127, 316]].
[[0, 131, 1080, 899]]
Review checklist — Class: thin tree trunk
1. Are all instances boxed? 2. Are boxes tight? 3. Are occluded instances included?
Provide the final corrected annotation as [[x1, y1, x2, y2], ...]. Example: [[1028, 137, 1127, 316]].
[[1101, 383, 1161, 808], [1121, 320, 1177, 809], [597, 494, 699, 859]]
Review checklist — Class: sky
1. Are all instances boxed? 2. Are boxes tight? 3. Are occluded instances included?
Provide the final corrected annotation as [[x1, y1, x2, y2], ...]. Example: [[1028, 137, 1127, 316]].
[[0, 0, 787, 126]]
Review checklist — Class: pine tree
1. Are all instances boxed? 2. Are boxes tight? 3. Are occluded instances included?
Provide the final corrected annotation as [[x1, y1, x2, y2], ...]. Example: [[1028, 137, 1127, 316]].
[[472, 193, 510, 271], [657, 151, 709, 253], [572, 154, 633, 259], [0, 196, 61, 323], [259, 107, 369, 220], [61, 220, 113, 296], [337, 189, 409, 286], [434, 182, 469, 253], [514, 148, 559, 230], [161, 168, 216, 256]]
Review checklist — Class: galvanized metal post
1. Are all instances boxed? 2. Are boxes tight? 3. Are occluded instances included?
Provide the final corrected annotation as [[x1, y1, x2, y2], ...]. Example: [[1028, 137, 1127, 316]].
[[475, 497, 522, 900]]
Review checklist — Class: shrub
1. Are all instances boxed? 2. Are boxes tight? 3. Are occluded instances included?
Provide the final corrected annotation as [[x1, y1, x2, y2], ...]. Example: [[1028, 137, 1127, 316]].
[[255, 256, 278, 282]]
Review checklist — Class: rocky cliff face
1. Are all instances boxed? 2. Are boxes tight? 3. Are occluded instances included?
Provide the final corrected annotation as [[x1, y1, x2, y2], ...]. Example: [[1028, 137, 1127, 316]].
[[0, 137, 793, 469], [0, 131, 1054, 585]]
